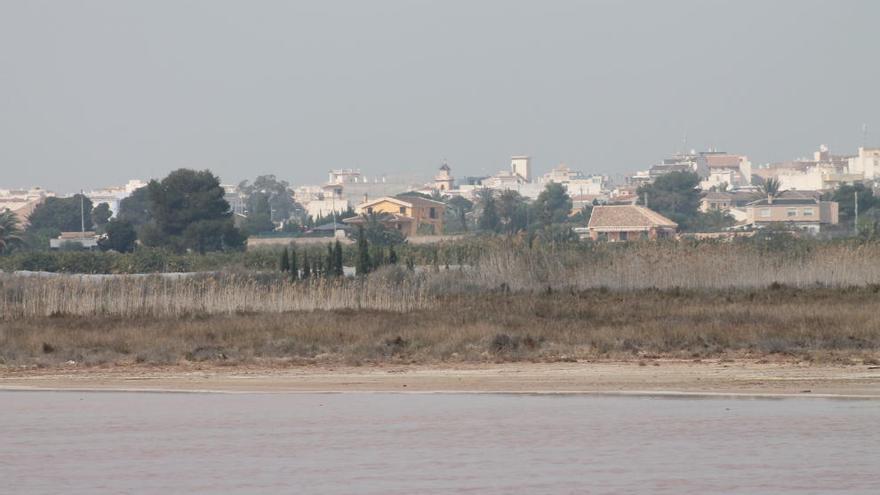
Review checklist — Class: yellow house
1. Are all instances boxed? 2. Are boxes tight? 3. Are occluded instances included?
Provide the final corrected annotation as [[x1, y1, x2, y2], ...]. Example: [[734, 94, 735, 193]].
[[345, 195, 446, 236]]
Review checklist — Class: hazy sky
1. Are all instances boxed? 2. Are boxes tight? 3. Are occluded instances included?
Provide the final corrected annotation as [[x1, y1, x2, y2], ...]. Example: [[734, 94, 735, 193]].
[[2, 0, 879, 192]]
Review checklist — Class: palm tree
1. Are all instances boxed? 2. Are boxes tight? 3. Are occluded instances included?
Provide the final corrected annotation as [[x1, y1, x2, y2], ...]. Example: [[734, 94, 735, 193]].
[[0, 209, 24, 254], [760, 177, 781, 202]]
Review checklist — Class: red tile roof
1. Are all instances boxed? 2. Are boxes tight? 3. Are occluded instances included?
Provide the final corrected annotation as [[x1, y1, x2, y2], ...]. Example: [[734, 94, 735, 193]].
[[588, 205, 678, 231]]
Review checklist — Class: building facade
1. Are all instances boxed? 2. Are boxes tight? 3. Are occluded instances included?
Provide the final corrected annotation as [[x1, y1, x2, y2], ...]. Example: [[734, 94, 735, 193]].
[[347, 195, 446, 236]]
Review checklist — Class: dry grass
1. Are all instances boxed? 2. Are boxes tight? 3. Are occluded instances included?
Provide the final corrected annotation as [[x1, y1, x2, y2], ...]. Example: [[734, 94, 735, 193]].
[[2, 288, 879, 368], [465, 241, 880, 291], [5, 242, 880, 369], [0, 273, 427, 318]]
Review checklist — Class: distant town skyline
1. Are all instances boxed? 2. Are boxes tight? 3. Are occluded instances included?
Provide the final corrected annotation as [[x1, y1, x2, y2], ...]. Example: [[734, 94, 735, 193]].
[[2, 0, 879, 192]]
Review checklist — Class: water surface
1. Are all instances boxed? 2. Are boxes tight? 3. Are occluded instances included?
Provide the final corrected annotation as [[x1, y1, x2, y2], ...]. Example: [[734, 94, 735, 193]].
[[1, 392, 878, 494]]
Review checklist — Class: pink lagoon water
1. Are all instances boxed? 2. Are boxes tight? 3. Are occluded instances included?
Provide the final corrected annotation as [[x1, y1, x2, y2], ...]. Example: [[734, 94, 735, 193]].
[[1, 392, 878, 494]]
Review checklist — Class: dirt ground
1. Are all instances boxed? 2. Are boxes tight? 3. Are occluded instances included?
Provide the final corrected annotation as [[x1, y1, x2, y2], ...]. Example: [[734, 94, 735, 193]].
[[3, 359, 880, 397]]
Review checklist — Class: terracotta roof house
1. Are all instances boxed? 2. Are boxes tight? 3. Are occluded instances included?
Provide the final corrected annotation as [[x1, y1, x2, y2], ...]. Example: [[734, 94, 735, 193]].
[[345, 195, 446, 236], [587, 205, 678, 241]]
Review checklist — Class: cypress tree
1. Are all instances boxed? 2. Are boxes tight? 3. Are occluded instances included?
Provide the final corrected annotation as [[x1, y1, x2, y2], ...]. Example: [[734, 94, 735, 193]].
[[371, 246, 385, 267], [326, 243, 335, 278], [333, 240, 344, 277], [279, 248, 290, 273], [356, 225, 371, 276], [388, 245, 398, 264], [302, 252, 311, 279], [290, 248, 299, 281]]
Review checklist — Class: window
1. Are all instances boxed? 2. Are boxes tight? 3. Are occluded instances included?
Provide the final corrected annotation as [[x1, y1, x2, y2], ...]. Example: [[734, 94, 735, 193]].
[[429, 207, 436, 219], [787, 208, 797, 217], [803, 208, 814, 217], [399, 206, 406, 215], [619, 231, 629, 241], [367, 207, 373, 214], [760, 208, 771, 218]]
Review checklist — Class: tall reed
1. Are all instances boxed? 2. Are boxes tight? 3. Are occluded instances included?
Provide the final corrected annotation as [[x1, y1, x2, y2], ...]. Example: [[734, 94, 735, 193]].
[[0, 273, 427, 319]]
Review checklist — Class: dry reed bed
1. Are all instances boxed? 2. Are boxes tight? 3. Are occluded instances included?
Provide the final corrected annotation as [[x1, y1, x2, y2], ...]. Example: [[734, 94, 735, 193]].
[[0, 274, 427, 319], [5, 242, 880, 319], [468, 242, 880, 290], [2, 289, 879, 367]]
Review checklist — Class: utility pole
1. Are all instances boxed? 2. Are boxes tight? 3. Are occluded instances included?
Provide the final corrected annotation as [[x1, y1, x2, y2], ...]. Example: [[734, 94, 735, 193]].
[[855, 191, 859, 235]]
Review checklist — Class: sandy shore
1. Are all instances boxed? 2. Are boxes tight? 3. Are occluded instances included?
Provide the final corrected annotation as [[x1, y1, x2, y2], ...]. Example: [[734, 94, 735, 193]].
[[2, 360, 880, 397]]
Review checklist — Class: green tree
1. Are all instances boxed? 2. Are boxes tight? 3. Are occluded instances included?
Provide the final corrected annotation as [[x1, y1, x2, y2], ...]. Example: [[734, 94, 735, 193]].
[[760, 177, 782, 200], [569, 204, 593, 224], [636, 171, 701, 230], [302, 251, 312, 279], [388, 245, 398, 264], [142, 169, 245, 253], [0, 210, 24, 254], [497, 190, 529, 234], [117, 186, 152, 227], [532, 183, 572, 226], [333, 240, 344, 277], [98, 219, 137, 253], [91, 202, 112, 232], [238, 175, 297, 222], [829, 183, 878, 226], [243, 192, 275, 235], [290, 247, 299, 280], [689, 210, 736, 232], [27, 194, 94, 233], [397, 191, 433, 200], [476, 189, 500, 233], [362, 215, 406, 246], [356, 225, 371, 276], [444, 196, 473, 233], [325, 243, 335, 278], [279, 247, 290, 273]]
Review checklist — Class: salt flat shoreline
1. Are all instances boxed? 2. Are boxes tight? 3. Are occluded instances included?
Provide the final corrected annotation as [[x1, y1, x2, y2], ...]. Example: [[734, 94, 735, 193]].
[[3, 360, 880, 398]]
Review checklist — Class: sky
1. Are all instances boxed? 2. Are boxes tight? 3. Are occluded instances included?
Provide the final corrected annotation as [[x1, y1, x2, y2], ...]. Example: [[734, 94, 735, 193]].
[[1, 0, 879, 193]]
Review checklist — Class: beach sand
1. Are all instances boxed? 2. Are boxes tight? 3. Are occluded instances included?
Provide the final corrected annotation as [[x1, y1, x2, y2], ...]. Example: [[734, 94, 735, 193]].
[[3, 359, 880, 397]]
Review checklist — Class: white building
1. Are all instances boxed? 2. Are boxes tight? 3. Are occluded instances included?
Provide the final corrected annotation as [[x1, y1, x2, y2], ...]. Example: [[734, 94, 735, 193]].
[[304, 198, 351, 219], [86, 179, 147, 216], [700, 153, 752, 190], [433, 163, 455, 191], [0, 187, 54, 226], [511, 156, 532, 182], [539, 164, 606, 196], [848, 147, 880, 180]]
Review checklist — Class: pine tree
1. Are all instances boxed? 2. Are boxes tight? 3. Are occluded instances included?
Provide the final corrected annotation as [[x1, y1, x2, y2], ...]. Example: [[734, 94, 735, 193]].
[[333, 240, 344, 277], [279, 248, 290, 273], [388, 245, 398, 264], [290, 248, 299, 281]]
